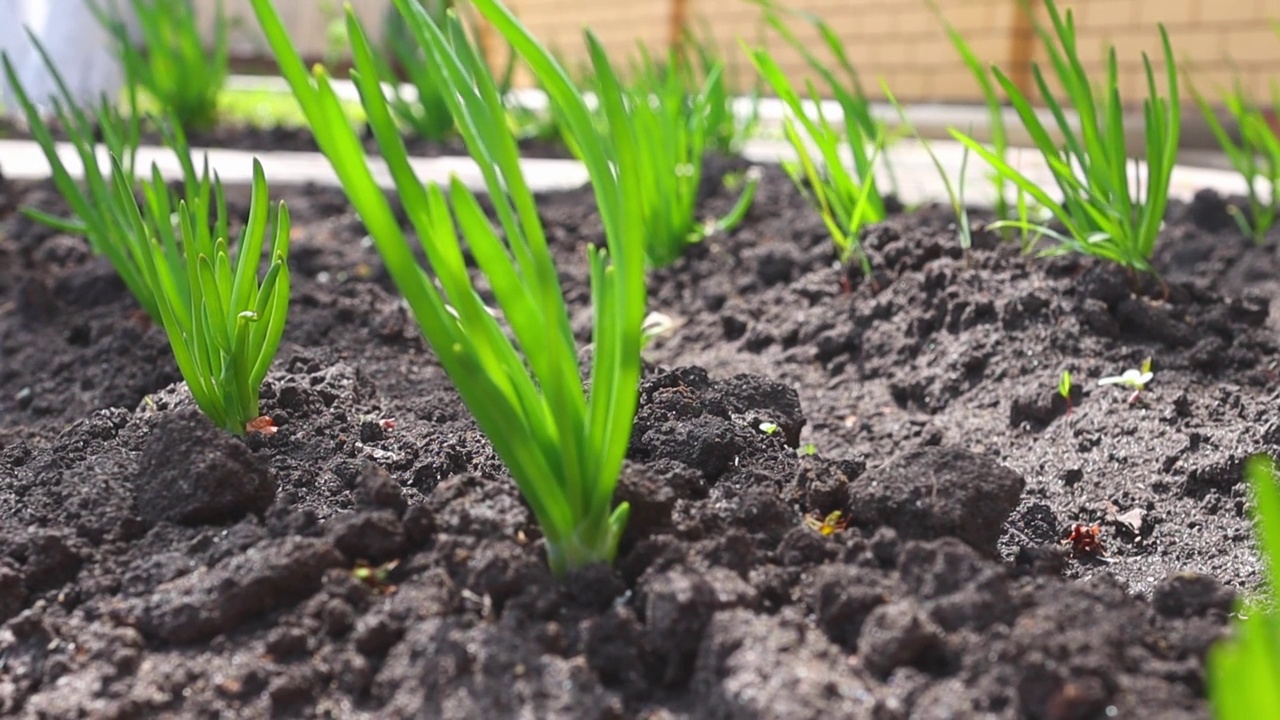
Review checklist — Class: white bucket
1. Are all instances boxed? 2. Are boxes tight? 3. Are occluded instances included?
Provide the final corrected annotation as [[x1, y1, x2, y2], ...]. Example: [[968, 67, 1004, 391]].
[[0, 0, 132, 114]]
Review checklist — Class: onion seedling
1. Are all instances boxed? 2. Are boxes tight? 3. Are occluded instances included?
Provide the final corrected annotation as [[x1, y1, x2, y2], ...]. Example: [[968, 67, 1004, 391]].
[[612, 43, 758, 267], [1058, 370, 1073, 414], [124, 128, 291, 436], [1208, 454, 1280, 719], [3, 36, 153, 316], [1190, 69, 1280, 244], [926, 0, 1038, 249], [950, 0, 1179, 274], [749, 45, 884, 274], [93, 0, 228, 132], [746, 1, 893, 274], [375, 0, 456, 141], [246, 0, 647, 576]]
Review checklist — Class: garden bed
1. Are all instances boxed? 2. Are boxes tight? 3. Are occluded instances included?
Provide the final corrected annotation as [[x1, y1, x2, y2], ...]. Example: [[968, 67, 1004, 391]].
[[1, 159, 1276, 718]]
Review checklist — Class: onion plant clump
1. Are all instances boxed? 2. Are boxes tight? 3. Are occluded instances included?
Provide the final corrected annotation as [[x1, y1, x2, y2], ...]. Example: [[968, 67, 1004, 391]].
[[246, 0, 648, 576], [927, 0, 1035, 250], [619, 43, 759, 267], [679, 19, 761, 156], [1208, 454, 1280, 718], [6, 34, 288, 434], [130, 149, 292, 436], [3, 37, 154, 315], [746, 0, 893, 275], [377, 0, 456, 141], [950, 0, 1180, 274], [93, 0, 229, 133], [378, 0, 520, 142], [1191, 70, 1280, 243], [883, 85, 973, 256]]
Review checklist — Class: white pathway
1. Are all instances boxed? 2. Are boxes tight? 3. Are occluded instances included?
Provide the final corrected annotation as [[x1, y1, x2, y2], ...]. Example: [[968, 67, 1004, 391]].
[[0, 139, 593, 193], [0, 73, 1247, 204], [0, 134, 1251, 209]]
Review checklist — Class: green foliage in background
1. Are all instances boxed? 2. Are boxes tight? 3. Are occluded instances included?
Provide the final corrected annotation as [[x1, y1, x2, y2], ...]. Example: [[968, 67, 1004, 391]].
[[94, 0, 229, 132], [950, 0, 1180, 273]]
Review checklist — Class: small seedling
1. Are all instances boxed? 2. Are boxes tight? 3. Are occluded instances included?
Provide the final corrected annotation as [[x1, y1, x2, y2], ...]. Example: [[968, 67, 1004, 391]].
[[759, 421, 780, 435], [1058, 370, 1073, 414], [804, 510, 849, 537], [1098, 357, 1153, 404], [797, 443, 817, 457], [352, 559, 400, 594]]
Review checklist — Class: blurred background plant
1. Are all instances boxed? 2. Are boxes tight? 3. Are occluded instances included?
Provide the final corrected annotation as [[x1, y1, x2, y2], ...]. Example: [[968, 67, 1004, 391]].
[[93, 0, 228, 133]]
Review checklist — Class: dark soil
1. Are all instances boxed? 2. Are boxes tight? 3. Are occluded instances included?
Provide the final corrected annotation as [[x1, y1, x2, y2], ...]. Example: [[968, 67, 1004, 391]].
[[2, 144, 1278, 718]]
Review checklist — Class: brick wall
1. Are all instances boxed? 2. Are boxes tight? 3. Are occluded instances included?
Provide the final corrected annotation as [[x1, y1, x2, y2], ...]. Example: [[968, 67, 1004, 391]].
[[201, 0, 1280, 107], [202, 0, 389, 60], [1044, 0, 1280, 102], [500, 0, 1280, 106], [682, 0, 1020, 102]]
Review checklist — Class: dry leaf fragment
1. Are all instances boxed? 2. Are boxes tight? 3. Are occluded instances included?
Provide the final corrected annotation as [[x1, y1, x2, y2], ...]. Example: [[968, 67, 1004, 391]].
[[246, 416, 278, 435]]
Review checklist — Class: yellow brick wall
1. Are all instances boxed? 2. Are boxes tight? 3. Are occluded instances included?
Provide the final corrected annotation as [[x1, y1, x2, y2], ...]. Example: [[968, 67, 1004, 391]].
[[1039, 0, 1280, 102], [200, 0, 1280, 107], [205, 0, 390, 60], [497, 0, 1280, 106]]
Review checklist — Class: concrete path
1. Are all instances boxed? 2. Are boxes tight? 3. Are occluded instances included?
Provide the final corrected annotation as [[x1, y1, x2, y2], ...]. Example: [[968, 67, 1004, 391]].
[[0, 139, 592, 193], [0, 73, 1244, 205], [740, 137, 1251, 207], [0, 133, 1252, 207], [225, 74, 1226, 157]]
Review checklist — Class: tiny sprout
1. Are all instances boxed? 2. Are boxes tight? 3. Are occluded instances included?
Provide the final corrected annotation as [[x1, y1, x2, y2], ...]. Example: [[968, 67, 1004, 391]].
[[352, 559, 400, 595], [759, 421, 780, 435], [1097, 357, 1154, 404], [797, 443, 818, 457], [1058, 370, 1073, 415], [804, 510, 849, 537]]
